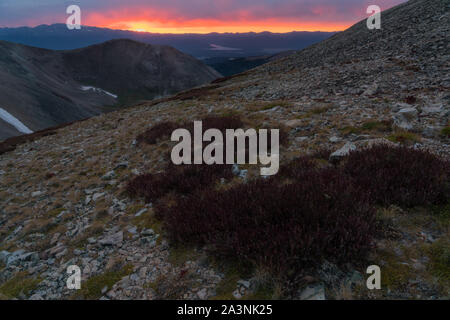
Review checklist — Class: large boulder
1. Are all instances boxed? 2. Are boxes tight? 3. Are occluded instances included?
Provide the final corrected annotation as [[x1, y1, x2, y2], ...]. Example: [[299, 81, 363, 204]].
[[329, 142, 357, 162], [393, 107, 418, 130]]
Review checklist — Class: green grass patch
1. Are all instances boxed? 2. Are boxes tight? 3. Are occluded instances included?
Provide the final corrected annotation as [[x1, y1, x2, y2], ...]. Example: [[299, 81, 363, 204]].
[[168, 245, 199, 267], [46, 207, 65, 218], [71, 264, 134, 300], [296, 106, 332, 119], [340, 121, 391, 136], [387, 131, 421, 144], [245, 284, 275, 300], [361, 121, 391, 132], [431, 204, 450, 228], [340, 126, 362, 135], [440, 127, 450, 138], [0, 272, 42, 299], [380, 257, 414, 291], [131, 210, 163, 238], [219, 109, 243, 118], [310, 106, 330, 115], [127, 204, 145, 216], [247, 101, 291, 112], [210, 259, 253, 300], [427, 238, 450, 286]]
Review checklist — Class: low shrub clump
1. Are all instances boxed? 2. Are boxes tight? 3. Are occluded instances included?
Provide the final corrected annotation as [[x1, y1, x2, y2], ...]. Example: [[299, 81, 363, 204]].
[[127, 163, 234, 202], [136, 116, 244, 146], [136, 121, 179, 145], [130, 127, 448, 278], [342, 145, 449, 207], [159, 167, 376, 274], [195, 116, 244, 133]]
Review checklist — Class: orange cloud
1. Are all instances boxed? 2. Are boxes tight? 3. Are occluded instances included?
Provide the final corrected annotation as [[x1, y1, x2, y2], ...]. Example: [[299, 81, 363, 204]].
[[83, 7, 349, 33]]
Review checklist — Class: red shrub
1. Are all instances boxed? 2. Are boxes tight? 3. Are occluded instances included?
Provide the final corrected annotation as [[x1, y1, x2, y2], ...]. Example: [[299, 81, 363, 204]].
[[195, 116, 244, 132], [136, 121, 179, 145], [159, 168, 375, 274], [127, 163, 234, 202], [342, 145, 449, 207]]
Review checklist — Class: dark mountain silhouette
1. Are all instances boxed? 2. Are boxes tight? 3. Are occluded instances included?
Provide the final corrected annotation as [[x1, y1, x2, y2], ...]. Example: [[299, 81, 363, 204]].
[[0, 24, 335, 58]]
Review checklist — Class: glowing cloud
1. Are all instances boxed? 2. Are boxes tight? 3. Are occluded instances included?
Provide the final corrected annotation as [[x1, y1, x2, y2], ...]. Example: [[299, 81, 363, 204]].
[[0, 0, 407, 33]]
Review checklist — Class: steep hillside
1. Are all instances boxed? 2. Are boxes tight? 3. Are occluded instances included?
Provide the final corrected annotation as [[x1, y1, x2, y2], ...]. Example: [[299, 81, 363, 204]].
[[0, 0, 448, 301], [0, 39, 220, 140], [62, 39, 221, 105], [0, 41, 115, 140]]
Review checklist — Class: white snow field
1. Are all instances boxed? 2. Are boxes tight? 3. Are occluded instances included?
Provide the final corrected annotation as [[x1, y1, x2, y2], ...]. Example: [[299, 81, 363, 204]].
[[0, 107, 33, 134]]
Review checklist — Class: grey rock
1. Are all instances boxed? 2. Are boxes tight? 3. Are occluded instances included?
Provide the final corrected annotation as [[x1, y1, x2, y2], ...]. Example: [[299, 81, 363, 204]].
[[135, 208, 147, 217], [329, 136, 340, 143], [7, 251, 38, 267], [393, 107, 418, 130], [0, 250, 11, 264], [92, 192, 105, 202], [99, 231, 123, 246], [329, 142, 356, 161], [197, 288, 208, 300], [102, 171, 116, 181], [29, 293, 44, 300], [114, 162, 128, 170], [362, 82, 379, 96], [141, 229, 155, 236], [232, 289, 242, 299], [127, 226, 138, 235], [422, 104, 443, 115], [237, 280, 251, 289], [31, 191, 43, 197], [295, 136, 309, 142], [299, 283, 325, 300]]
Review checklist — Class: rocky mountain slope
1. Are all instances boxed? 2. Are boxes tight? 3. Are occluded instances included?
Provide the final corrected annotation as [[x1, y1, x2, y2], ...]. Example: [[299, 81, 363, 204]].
[[0, 39, 220, 140], [0, 0, 448, 300]]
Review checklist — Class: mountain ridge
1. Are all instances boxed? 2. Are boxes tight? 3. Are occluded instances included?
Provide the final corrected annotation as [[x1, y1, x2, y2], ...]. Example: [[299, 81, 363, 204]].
[[0, 38, 220, 140], [0, 24, 335, 58]]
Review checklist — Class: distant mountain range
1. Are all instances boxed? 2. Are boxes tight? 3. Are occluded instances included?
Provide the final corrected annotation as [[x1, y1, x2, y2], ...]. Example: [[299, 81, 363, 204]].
[[0, 39, 220, 140], [0, 24, 335, 59]]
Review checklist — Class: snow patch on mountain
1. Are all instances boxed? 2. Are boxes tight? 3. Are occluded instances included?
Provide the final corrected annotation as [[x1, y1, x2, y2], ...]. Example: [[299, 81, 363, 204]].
[[0, 107, 33, 134], [81, 86, 118, 99]]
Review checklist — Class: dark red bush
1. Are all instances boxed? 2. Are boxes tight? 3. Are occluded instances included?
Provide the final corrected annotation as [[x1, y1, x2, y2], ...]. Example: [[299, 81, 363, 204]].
[[342, 145, 449, 207], [136, 121, 179, 145], [159, 168, 375, 274], [127, 163, 234, 202], [194, 116, 244, 132], [405, 96, 417, 104]]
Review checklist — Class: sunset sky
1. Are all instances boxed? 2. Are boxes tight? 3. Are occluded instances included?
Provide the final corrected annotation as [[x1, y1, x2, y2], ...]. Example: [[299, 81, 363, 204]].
[[0, 0, 406, 33]]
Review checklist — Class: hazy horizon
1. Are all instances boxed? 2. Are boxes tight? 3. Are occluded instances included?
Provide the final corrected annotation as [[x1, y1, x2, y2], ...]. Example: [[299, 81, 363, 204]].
[[0, 0, 406, 33]]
